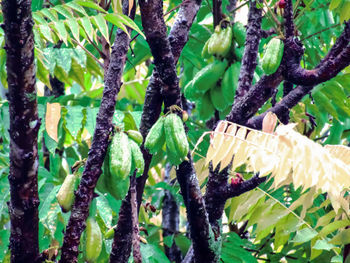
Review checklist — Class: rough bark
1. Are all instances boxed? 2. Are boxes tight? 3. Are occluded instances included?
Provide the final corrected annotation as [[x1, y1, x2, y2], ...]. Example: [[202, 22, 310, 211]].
[[235, 0, 263, 99], [3, 0, 41, 261], [226, 70, 284, 124], [139, 0, 181, 110], [59, 2, 135, 262], [111, 0, 203, 261], [162, 164, 182, 263], [177, 156, 218, 263], [131, 174, 142, 263], [282, 37, 350, 86]]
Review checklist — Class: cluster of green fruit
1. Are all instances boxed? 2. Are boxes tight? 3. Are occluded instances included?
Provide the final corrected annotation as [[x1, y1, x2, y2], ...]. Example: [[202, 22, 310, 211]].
[[96, 129, 145, 200], [184, 21, 246, 121], [145, 110, 189, 166]]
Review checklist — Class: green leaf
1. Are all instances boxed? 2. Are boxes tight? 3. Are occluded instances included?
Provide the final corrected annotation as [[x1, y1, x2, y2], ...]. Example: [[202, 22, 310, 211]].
[[69, 58, 85, 88], [318, 220, 350, 237], [36, 57, 51, 89], [163, 235, 174, 247], [85, 107, 99, 136], [312, 91, 339, 120], [292, 228, 318, 243], [66, 1, 88, 16], [76, 0, 107, 13], [80, 17, 94, 41], [64, 105, 84, 138], [54, 5, 74, 19], [40, 8, 58, 22], [52, 21, 68, 45], [39, 24, 54, 43], [66, 18, 80, 41], [330, 228, 350, 245], [93, 14, 109, 42], [43, 130, 58, 155], [97, 195, 113, 228], [340, 1, 350, 23], [330, 0, 342, 10], [104, 14, 129, 37], [39, 185, 60, 220], [33, 13, 48, 25], [114, 13, 145, 38], [313, 239, 335, 251]]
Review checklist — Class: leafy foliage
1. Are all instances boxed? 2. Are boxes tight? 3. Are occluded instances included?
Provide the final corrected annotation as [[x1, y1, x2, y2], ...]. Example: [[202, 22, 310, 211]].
[[0, 0, 350, 262]]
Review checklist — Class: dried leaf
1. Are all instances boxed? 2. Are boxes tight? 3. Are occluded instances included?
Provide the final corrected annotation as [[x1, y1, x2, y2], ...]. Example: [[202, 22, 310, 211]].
[[46, 103, 61, 142], [262, 112, 278, 134]]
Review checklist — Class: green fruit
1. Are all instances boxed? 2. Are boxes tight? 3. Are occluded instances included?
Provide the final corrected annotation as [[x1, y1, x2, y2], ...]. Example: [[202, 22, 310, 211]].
[[234, 46, 244, 60], [201, 38, 211, 59], [85, 217, 102, 263], [105, 136, 131, 200], [144, 117, 166, 154], [221, 62, 240, 105], [196, 91, 215, 121], [164, 114, 189, 163], [110, 131, 132, 180], [233, 22, 246, 47], [184, 80, 202, 101], [208, 25, 233, 58], [106, 174, 130, 200], [96, 148, 110, 194], [130, 139, 145, 177], [261, 38, 284, 75], [210, 85, 227, 111], [166, 145, 182, 166], [56, 174, 78, 213], [192, 59, 228, 93], [126, 130, 143, 146]]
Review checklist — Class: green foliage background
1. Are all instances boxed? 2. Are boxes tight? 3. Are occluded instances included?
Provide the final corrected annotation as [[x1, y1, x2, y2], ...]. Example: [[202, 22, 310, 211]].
[[0, 0, 350, 262]]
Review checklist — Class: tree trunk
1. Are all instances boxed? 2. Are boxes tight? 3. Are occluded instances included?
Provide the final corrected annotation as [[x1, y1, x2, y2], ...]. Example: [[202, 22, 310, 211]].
[[3, 0, 40, 261]]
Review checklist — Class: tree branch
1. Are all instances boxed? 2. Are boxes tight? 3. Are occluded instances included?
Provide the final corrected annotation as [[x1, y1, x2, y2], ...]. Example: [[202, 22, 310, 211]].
[[131, 174, 142, 263], [282, 37, 350, 86], [139, 0, 181, 110], [235, 0, 263, 99], [177, 156, 219, 262], [283, 0, 294, 37], [59, 1, 135, 261], [227, 69, 284, 124], [110, 0, 203, 261], [3, 0, 41, 261], [162, 164, 182, 263]]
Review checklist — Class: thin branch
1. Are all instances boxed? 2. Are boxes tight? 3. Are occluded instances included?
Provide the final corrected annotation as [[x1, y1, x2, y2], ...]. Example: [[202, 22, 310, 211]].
[[71, 38, 104, 68], [59, 1, 135, 261], [301, 23, 341, 41], [283, 0, 294, 37], [110, 0, 204, 261], [131, 174, 142, 263], [235, 0, 263, 99], [227, 69, 284, 124], [282, 37, 350, 86]]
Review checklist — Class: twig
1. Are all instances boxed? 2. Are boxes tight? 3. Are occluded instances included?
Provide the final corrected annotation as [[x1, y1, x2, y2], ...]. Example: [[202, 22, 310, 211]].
[[71, 38, 104, 68], [301, 23, 341, 41]]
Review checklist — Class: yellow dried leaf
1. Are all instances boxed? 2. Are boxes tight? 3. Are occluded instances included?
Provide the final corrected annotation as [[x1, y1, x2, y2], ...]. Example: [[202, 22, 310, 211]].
[[325, 145, 350, 166], [46, 103, 61, 142], [206, 121, 228, 167], [217, 124, 237, 171], [262, 112, 278, 134]]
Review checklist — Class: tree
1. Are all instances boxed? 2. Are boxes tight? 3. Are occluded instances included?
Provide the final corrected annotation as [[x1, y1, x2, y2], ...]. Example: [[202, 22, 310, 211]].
[[0, 0, 350, 262]]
